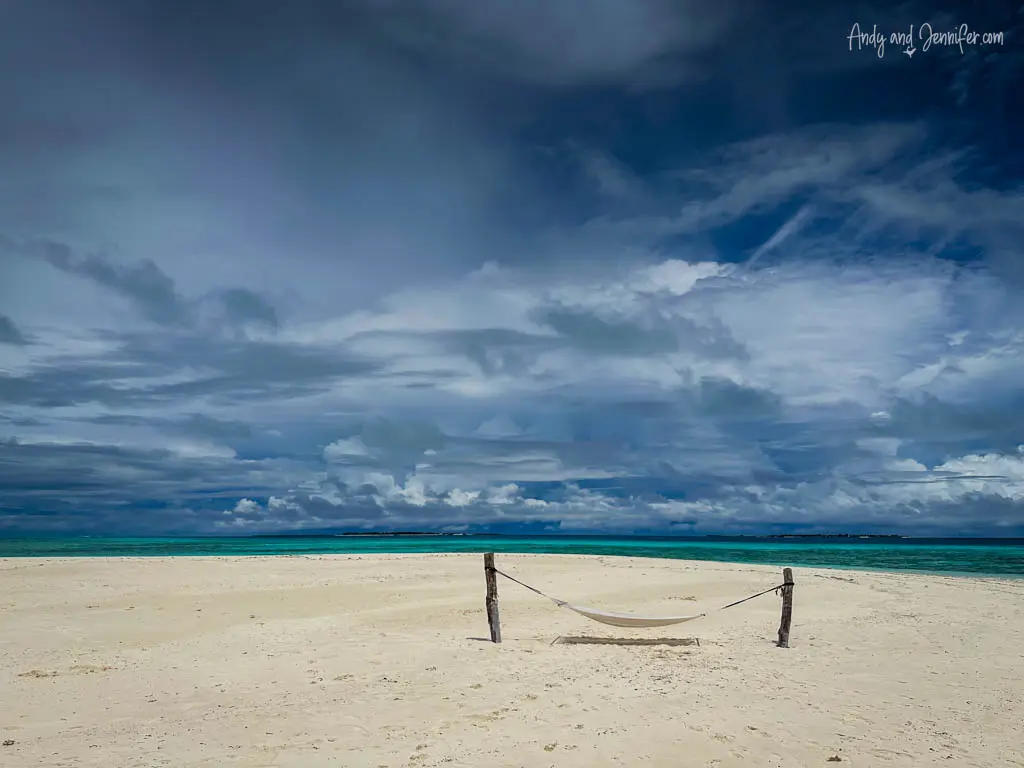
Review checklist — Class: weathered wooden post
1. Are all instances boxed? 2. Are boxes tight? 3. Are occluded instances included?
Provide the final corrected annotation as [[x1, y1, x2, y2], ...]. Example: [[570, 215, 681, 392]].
[[777, 567, 794, 648], [484, 553, 501, 643]]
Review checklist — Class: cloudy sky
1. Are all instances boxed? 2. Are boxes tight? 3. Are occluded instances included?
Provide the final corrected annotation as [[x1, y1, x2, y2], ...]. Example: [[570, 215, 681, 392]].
[[1, 0, 1023, 536]]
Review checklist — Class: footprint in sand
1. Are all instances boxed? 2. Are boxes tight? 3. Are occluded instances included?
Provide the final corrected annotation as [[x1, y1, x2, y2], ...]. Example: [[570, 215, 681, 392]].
[[17, 665, 112, 679]]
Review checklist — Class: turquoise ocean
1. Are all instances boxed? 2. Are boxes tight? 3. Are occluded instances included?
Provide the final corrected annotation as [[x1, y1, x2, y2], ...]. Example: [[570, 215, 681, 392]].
[[2, 535, 1023, 577]]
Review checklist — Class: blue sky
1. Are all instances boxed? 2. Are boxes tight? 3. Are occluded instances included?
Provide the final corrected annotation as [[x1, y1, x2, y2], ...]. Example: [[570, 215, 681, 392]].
[[1, 1, 1023, 536]]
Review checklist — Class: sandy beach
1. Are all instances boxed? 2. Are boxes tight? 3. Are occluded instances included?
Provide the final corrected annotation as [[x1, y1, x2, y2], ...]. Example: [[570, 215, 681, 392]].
[[1, 554, 1022, 767]]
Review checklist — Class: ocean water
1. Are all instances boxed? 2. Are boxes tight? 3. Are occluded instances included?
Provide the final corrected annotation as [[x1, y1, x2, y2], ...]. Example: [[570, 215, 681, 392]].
[[2, 535, 1023, 577]]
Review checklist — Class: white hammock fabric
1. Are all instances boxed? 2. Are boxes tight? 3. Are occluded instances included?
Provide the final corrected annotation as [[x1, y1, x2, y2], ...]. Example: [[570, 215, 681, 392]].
[[557, 600, 706, 628]]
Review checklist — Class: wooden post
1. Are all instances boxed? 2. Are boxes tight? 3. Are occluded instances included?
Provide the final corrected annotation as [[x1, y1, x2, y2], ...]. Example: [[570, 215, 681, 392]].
[[484, 553, 501, 644], [777, 567, 794, 648]]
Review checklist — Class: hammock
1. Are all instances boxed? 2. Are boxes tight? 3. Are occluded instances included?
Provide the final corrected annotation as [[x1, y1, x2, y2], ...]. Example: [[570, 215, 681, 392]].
[[556, 601, 704, 628], [491, 566, 790, 629]]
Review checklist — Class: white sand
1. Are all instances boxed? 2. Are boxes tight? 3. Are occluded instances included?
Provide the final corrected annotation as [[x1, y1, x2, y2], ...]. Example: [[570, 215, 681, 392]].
[[1, 554, 1022, 767]]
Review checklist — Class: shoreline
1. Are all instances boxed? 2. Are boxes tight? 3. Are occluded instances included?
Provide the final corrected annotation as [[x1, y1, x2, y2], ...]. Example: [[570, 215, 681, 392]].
[[2, 549, 1022, 581]]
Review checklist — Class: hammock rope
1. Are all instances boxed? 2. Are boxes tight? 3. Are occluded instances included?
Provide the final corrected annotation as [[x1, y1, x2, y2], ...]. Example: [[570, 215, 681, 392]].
[[492, 568, 568, 606], [718, 581, 794, 610], [489, 566, 793, 628]]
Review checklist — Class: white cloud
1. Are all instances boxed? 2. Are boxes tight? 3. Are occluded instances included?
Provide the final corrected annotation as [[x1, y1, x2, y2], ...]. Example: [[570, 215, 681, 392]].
[[323, 438, 371, 461], [231, 498, 262, 515]]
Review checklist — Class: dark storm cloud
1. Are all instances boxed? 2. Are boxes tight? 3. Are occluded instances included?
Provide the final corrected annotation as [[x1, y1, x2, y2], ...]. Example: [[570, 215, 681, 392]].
[[80, 413, 255, 442], [880, 395, 1024, 459], [213, 289, 280, 331], [350, 302, 747, 371], [360, 0, 739, 89], [536, 306, 680, 356], [40, 240, 189, 326], [536, 305, 750, 360], [695, 377, 782, 422], [0, 437, 305, 535], [347, 328, 553, 379], [0, 439, 254, 501], [0, 313, 28, 346], [0, 331, 381, 408], [27, 238, 281, 331]]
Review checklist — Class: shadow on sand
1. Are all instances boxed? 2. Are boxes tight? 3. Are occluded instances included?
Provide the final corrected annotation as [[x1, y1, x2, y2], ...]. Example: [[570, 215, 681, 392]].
[[465, 636, 701, 647], [553, 636, 700, 647]]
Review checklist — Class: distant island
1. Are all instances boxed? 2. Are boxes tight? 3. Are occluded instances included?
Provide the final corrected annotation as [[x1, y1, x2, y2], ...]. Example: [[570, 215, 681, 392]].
[[746, 534, 904, 539], [250, 531, 469, 538], [340, 531, 465, 537], [249, 531, 907, 539]]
